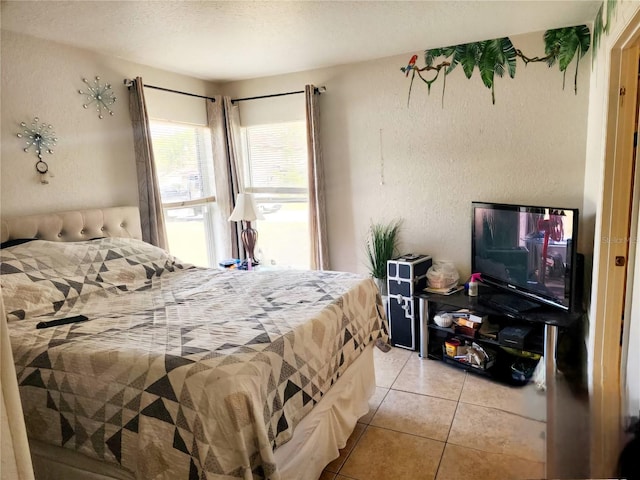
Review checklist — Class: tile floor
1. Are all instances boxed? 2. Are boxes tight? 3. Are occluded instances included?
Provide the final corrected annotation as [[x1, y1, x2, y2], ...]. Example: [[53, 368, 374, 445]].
[[318, 346, 547, 480]]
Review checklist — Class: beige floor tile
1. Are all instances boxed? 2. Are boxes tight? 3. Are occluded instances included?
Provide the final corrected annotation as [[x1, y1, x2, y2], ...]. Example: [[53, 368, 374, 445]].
[[436, 443, 545, 480], [447, 402, 545, 463], [371, 389, 457, 441], [374, 346, 412, 388], [325, 423, 367, 473], [460, 374, 546, 422], [318, 471, 337, 480], [340, 425, 445, 480], [335, 476, 357, 480], [359, 386, 389, 424], [391, 355, 466, 401]]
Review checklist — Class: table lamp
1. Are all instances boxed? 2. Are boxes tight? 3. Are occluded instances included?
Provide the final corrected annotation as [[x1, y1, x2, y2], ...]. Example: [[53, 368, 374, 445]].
[[229, 193, 264, 265]]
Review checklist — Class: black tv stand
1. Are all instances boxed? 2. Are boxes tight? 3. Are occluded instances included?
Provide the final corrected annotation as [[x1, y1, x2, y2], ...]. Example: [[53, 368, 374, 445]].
[[415, 284, 583, 385]]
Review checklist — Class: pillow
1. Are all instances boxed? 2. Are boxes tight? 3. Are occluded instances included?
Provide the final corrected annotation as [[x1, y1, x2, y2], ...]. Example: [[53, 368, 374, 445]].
[[0, 237, 191, 321]]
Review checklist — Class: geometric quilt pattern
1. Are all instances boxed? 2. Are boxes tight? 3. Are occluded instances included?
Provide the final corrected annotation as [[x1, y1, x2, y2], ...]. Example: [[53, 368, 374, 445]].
[[4, 239, 388, 479], [1, 237, 189, 321]]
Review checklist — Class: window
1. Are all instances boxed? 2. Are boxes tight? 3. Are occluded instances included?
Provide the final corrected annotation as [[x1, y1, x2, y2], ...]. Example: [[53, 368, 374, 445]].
[[150, 121, 217, 267], [241, 122, 310, 269]]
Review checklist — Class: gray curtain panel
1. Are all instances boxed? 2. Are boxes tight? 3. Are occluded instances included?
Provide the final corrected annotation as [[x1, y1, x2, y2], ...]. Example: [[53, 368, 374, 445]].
[[206, 96, 242, 260], [305, 85, 329, 270], [1, 289, 35, 480], [128, 77, 168, 250]]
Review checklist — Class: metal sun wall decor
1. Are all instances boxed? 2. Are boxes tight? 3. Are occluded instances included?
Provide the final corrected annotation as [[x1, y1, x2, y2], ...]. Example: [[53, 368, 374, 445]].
[[79, 76, 116, 118], [17, 117, 57, 184]]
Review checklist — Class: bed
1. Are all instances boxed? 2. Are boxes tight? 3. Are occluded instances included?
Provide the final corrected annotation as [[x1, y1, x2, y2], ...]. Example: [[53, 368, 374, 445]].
[[0, 207, 387, 480]]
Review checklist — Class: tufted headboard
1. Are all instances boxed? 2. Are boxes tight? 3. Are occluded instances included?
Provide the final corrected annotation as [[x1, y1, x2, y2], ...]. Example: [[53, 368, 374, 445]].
[[0, 207, 142, 244]]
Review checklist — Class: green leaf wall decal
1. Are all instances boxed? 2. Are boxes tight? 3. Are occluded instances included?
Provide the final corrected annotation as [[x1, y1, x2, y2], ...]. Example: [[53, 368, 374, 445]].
[[401, 17, 603, 107]]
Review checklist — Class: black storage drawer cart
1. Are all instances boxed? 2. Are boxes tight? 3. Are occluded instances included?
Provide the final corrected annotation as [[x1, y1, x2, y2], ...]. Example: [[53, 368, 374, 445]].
[[387, 254, 432, 350]]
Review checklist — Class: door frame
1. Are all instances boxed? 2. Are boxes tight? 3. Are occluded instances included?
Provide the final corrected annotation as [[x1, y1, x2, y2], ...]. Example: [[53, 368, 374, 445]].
[[591, 12, 640, 477]]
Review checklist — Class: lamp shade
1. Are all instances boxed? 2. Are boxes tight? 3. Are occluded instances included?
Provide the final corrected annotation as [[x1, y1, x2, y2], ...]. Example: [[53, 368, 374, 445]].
[[228, 193, 264, 222]]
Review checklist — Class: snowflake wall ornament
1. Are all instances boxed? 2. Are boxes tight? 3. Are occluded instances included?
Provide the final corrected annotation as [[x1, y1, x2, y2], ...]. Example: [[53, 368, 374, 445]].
[[79, 76, 116, 119], [16, 117, 57, 184]]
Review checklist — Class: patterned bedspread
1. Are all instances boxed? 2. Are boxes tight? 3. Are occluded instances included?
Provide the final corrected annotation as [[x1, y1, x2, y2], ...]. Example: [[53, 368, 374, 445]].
[[1, 238, 387, 479]]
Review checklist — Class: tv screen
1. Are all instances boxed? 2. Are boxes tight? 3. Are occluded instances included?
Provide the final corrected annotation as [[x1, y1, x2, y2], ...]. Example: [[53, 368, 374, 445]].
[[471, 201, 579, 312]]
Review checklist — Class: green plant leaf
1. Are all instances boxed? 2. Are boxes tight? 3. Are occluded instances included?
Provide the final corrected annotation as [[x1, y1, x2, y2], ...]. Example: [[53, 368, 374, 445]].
[[479, 40, 498, 88], [479, 66, 494, 90], [500, 37, 517, 78], [558, 29, 579, 72], [425, 46, 455, 67], [544, 25, 590, 73], [575, 24, 591, 57], [542, 24, 590, 93], [543, 28, 563, 54], [571, 25, 590, 94], [605, 0, 617, 34], [446, 44, 465, 74], [460, 42, 481, 79], [593, 4, 604, 65], [366, 220, 402, 279], [543, 28, 563, 68], [593, 1, 615, 66], [424, 48, 440, 67], [476, 38, 514, 103]]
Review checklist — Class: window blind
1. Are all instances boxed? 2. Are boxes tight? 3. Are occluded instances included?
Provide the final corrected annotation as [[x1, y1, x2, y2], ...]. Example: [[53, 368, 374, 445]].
[[244, 122, 308, 190]]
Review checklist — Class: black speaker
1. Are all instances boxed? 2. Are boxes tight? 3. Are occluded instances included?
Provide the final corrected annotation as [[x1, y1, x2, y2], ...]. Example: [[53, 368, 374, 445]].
[[571, 252, 584, 313]]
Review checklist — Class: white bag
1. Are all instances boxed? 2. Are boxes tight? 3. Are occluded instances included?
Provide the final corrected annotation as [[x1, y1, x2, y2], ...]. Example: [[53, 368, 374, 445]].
[[426, 261, 460, 289]]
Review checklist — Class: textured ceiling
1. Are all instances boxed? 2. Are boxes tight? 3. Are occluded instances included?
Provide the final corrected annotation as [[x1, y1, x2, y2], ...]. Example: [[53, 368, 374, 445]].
[[1, 1, 602, 82]]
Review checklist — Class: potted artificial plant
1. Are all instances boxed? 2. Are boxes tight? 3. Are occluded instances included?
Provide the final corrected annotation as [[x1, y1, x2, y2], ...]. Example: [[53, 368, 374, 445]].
[[366, 220, 401, 296]]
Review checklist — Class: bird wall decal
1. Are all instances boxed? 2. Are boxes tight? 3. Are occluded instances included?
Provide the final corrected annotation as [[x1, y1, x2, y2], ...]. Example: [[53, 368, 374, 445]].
[[404, 54, 418, 77]]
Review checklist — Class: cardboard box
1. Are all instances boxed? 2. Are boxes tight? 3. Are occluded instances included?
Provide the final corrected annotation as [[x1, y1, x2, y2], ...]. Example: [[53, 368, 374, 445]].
[[469, 313, 486, 324], [456, 318, 478, 329]]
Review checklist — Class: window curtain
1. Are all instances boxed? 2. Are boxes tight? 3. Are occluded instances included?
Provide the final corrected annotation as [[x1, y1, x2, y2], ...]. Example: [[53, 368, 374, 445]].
[[1, 290, 35, 480], [206, 96, 243, 260], [305, 85, 329, 270], [128, 77, 168, 250]]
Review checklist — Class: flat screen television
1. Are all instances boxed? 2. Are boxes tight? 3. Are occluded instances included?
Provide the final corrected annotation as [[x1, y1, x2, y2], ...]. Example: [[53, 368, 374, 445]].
[[471, 201, 580, 312]]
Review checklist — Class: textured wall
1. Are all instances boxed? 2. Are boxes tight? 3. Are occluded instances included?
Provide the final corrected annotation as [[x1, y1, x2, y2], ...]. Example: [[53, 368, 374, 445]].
[[221, 30, 590, 279], [1, 29, 591, 282], [0, 30, 219, 217]]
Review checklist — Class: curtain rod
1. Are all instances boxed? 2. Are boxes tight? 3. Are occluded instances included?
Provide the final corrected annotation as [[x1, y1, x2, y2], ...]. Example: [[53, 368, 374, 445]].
[[231, 86, 326, 104], [123, 79, 326, 103], [123, 79, 216, 102]]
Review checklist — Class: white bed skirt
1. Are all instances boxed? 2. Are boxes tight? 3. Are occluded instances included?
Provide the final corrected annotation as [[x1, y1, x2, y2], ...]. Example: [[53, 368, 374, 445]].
[[30, 344, 376, 480], [275, 344, 375, 480]]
